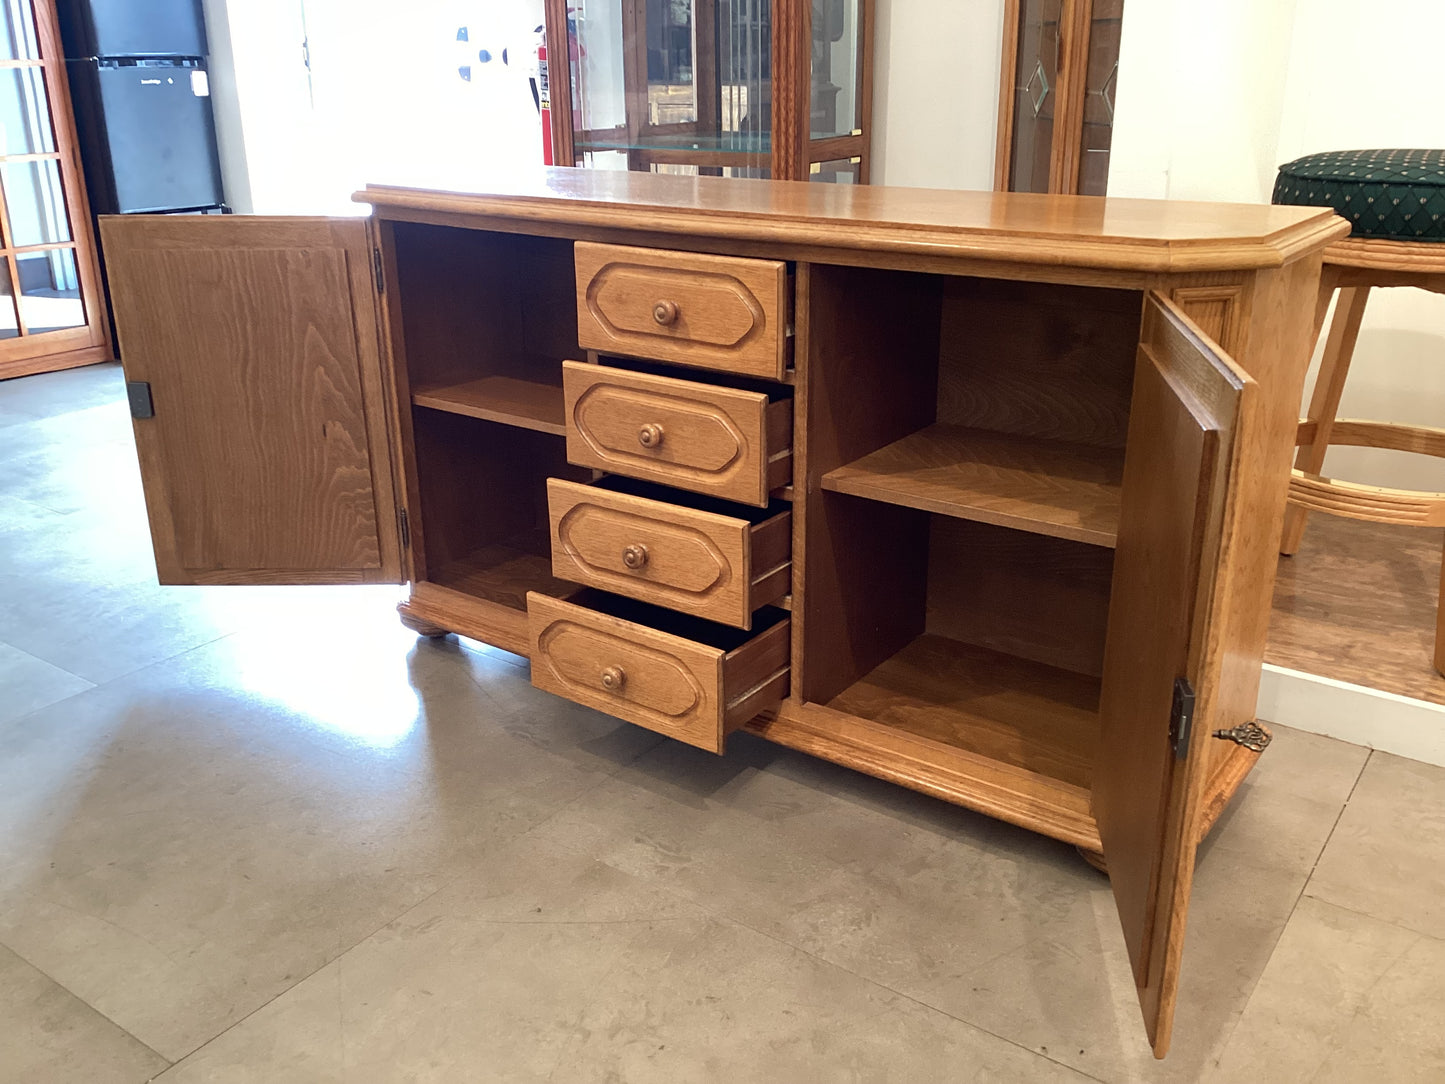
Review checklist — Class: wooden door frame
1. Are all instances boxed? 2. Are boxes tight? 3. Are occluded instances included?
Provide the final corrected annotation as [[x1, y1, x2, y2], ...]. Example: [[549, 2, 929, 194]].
[[0, 0, 111, 379]]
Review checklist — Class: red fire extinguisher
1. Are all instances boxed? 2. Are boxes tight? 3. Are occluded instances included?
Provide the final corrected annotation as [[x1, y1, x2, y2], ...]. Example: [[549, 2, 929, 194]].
[[535, 31, 554, 166]]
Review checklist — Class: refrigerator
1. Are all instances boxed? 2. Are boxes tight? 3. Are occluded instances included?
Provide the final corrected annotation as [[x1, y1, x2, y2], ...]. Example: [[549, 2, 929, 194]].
[[59, 0, 226, 215]]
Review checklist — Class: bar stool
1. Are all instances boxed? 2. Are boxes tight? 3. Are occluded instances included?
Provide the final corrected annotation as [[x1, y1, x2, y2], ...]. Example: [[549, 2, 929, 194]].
[[1273, 149, 1445, 672]]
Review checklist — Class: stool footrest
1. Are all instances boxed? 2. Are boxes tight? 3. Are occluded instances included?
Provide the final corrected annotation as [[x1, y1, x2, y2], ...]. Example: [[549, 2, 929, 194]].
[[1296, 418, 1445, 459], [1288, 469, 1445, 526]]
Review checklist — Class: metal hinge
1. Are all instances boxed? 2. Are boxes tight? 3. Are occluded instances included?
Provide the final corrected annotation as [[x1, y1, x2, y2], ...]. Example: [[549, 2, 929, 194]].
[[372, 247, 385, 294], [1214, 721, 1273, 752], [1170, 677, 1195, 759], [126, 381, 154, 419], [398, 508, 410, 549]]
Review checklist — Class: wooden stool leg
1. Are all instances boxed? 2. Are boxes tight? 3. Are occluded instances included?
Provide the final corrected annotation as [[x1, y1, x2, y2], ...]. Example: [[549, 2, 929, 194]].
[[1435, 535, 1445, 678], [1281, 285, 1372, 555]]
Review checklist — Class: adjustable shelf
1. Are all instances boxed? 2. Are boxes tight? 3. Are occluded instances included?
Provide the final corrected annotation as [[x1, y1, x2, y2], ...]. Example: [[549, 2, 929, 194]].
[[412, 375, 566, 437], [821, 423, 1123, 548]]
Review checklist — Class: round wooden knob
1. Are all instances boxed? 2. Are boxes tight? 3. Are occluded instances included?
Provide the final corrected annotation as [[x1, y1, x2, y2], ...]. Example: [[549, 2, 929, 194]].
[[637, 423, 664, 448], [622, 544, 649, 570], [600, 665, 626, 691], [652, 299, 679, 326]]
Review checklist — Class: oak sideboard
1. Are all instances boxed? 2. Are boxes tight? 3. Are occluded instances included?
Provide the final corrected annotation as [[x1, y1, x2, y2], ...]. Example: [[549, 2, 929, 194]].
[[100, 169, 1347, 1058]]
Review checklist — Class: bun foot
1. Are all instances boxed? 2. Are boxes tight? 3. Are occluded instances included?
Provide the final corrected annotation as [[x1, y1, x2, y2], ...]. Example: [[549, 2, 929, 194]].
[[398, 603, 450, 639], [1077, 846, 1108, 875]]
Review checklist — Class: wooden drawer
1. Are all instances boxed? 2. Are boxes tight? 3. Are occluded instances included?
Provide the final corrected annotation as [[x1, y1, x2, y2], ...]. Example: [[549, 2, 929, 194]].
[[549, 477, 790, 629], [528, 590, 790, 753], [563, 360, 792, 507], [575, 242, 790, 379]]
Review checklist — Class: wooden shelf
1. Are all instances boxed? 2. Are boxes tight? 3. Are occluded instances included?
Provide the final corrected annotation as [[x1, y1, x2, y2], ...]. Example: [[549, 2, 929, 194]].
[[822, 423, 1123, 547], [430, 530, 578, 612], [413, 376, 566, 436], [826, 634, 1101, 791]]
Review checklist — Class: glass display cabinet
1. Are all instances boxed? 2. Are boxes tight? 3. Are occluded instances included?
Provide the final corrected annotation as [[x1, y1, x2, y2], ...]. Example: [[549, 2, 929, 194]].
[[544, 0, 871, 183], [0, 0, 108, 378], [995, 0, 1123, 196]]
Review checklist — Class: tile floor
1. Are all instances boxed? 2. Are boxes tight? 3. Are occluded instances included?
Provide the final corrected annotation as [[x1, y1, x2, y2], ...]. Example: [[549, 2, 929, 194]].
[[2, 363, 1443, 1083]]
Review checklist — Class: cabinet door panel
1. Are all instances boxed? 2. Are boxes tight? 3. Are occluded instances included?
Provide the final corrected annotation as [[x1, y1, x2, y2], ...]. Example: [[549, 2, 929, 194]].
[[101, 216, 403, 585], [1095, 292, 1252, 1057]]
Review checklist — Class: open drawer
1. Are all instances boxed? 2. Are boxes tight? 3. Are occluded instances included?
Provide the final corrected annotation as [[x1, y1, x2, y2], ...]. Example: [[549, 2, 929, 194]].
[[527, 590, 790, 753], [563, 360, 792, 507], [549, 477, 790, 629]]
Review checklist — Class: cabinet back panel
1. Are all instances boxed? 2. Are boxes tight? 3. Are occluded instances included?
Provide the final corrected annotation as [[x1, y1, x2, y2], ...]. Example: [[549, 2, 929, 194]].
[[391, 224, 579, 388], [937, 279, 1142, 449], [925, 517, 1114, 678]]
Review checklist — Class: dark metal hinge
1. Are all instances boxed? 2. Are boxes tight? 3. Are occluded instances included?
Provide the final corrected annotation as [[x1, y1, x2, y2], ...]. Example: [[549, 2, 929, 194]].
[[1170, 677, 1195, 759], [372, 247, 385, 294], [398, 508, 410, 549], [1214, 721, 1272, 752], [126, 381, 154, 419]]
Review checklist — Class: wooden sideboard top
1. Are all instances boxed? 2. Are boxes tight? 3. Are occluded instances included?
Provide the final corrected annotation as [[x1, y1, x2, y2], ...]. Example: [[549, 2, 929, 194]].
[[356, 167, 1350, 274]]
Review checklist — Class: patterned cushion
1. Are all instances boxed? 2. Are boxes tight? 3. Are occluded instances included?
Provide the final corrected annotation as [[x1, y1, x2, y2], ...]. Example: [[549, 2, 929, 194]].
[[1273, 149, 1445, 242]]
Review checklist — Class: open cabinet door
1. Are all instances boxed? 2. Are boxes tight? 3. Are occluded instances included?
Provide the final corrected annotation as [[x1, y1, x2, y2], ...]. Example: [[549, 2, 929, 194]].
[[1095, 292, 1254, 1058], [101, 216, 405, 585]]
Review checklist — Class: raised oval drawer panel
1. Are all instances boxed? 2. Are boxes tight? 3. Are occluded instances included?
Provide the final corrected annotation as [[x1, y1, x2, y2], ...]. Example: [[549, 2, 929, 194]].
[[563, 360, 792, 507], [548, 477, 791, 629], [527, 590, 790, 753], [575, 242, 790, 379]]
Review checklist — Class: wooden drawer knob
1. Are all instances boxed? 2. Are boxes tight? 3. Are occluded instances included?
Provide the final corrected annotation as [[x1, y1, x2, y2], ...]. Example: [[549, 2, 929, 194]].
[[637, 423, 664, 448], [600, 665, 626, 691], [652, 299, 679, 326], [621, 543, 649, 570]]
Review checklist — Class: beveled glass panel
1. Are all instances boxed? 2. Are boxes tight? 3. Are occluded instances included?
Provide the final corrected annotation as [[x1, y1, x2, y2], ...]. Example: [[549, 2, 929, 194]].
[[0, 259, 19, 338], [16, 247, 84, 334], [810, 0, 860, 138], [809, 156, 858, 184], [1, 0, 40, 62], [1077, 0, 1123, 196], [0, 66, 56, 156], [1, 159, 72, 246], [1007, 0, 1062, 194]]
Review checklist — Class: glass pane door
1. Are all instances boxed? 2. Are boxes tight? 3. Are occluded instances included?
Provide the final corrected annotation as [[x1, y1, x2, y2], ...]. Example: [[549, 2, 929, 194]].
[[570, 0, 773, 177], [1007, 0, 1062, 194], [0, 0, 86, 342]]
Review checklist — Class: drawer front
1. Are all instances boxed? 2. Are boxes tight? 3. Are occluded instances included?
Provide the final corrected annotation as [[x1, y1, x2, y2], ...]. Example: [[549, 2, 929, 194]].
[[563, 360, 792, 507], [548, 478, 790, 628], [528, 592, 791, 753], [575, 242, 789, 379]]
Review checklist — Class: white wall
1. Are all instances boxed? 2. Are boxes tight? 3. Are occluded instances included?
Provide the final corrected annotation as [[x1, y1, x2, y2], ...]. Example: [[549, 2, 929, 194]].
[[871, 0, 1002, 190], [1110, 0, 1445, 493]]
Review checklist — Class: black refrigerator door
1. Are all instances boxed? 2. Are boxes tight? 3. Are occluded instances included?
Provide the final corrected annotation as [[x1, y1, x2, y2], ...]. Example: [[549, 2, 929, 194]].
[[67, 61, 223, 214], [57, 0, 207, 59]]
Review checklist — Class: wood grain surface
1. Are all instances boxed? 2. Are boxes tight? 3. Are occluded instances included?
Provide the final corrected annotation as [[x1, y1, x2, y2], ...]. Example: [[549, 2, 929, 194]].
[[547, 477, 790, 628], [412, 375, 566, 435], [822, 423, 1124, 547], [563, 360, 790, 506], [101, 215, 403, 585], [359, 168, 1350, 273], [575, 242, 789, 378], [828, 633, 1101, 790]]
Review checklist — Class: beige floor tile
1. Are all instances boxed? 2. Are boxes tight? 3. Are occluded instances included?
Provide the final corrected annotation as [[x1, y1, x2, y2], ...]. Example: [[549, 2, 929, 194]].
[[0, 942, 167, 1084], [0, 641, 92, 727], [507, 725, 1366, 1082], [0, 608, 660, 1062], [1211, 896, 1445, 1083], [157, 839, 1091, 1084], [1306, 751, 1445, 939]]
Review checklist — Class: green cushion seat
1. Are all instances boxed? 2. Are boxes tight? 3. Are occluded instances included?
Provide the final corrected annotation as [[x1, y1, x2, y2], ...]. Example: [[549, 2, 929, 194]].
[[1273, 149, 1445, 242]]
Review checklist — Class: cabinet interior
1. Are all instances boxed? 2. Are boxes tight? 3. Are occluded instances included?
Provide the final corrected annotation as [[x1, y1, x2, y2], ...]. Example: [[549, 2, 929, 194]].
[[391, 223, 587, 609], [804, 264, 1142, 792]]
